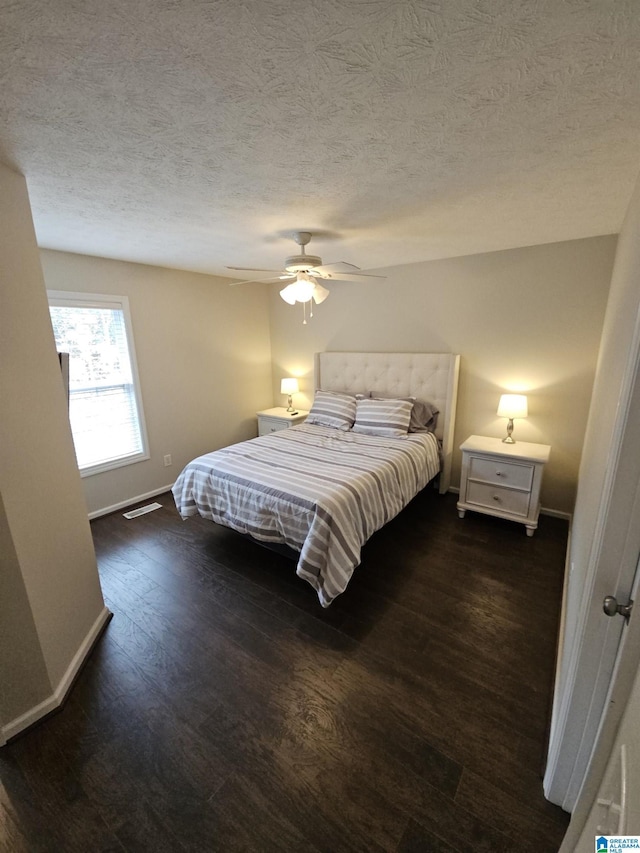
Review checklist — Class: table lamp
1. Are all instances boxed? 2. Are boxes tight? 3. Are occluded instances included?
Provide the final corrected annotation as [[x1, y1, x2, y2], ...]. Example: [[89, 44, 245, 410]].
[[280, 378, 299, 412], [497, 394, 528, 443]]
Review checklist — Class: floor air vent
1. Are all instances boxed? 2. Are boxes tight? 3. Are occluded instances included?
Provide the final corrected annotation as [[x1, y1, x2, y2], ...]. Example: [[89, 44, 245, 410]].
[[123, 502, 163, 519]]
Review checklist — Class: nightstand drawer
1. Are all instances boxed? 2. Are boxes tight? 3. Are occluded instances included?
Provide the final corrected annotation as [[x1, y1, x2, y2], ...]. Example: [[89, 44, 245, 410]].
[[468, 456, 534, 490], [466, 481, 531, 517], [258, 418, 288, 436]]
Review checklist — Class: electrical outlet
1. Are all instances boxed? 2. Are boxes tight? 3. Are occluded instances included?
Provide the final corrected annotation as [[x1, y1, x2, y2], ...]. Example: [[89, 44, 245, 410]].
[[163, 454, 172, 467]]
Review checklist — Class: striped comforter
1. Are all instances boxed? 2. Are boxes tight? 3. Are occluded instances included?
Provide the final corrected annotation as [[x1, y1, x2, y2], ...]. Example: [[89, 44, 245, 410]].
[[172, 423, 440, 607]]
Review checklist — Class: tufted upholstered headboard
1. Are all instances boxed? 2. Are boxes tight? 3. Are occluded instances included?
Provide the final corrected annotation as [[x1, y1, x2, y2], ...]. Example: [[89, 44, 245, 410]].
[[314, 351, 460, 494]]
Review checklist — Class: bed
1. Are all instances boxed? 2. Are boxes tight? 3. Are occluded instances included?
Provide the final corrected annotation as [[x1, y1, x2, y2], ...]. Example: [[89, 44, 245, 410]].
[[173, 352, 460, 607]]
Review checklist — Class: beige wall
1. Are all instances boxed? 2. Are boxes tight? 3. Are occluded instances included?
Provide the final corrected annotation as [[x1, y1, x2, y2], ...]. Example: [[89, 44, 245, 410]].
[[40, 250, 273, 516], [37, 236, 614, 518], [0, 493, 51, 723], [0, 164, 106, 732], [268, 236, 616, 514]]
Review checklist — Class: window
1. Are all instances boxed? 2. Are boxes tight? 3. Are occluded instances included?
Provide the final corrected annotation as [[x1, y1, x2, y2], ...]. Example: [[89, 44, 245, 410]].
[[48, 291, 149, 477]]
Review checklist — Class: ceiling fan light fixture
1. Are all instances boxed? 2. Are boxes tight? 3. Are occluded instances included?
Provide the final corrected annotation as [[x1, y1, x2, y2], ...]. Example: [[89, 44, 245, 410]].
[[234, 231, 383, 323], [280, 274, 318, 305]]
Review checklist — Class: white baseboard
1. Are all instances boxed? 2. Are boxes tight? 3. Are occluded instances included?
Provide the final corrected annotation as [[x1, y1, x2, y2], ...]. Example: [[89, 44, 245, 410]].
[[540, 506, 572, 521], [88, 484, 175, 520], [0, 606, 112, 746]]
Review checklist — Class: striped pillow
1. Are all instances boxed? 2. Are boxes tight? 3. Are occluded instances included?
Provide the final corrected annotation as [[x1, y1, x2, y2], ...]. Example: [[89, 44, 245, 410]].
[[372, 395, 439, 432], [351, 397, 413, 437], [306, 390, 357, 431]]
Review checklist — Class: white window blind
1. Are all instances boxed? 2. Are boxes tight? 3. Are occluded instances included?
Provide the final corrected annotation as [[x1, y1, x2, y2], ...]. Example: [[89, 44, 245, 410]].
[[48, 291, 149, 476]]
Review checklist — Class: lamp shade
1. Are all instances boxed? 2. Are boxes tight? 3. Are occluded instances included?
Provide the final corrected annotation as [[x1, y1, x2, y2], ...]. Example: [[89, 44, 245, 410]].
[[312, 282, 330, 304], [497, 394, 528, 419], [280, 378, 299, 396], [279, 283, 299, 305]]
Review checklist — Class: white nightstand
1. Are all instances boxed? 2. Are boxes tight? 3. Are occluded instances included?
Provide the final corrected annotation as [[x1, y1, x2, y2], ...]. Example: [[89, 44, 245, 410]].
[[457, 435, 551, 536], [257, 407, 309, 436]]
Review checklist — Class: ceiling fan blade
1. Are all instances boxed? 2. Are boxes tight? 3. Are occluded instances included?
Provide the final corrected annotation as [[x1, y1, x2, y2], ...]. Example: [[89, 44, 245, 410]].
[[229, 275, 292, 286], [229, 234, 383, 293], [316, 271, 387, 282], [226, 266, 283, 273], [313, 261, 361, 275]]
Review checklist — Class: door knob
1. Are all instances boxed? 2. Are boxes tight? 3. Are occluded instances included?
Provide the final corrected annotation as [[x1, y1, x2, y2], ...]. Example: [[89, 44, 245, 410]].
[[603, 595, 634, 622]]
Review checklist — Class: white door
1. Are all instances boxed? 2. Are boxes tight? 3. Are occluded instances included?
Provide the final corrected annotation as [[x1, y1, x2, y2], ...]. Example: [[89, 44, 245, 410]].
[[561, 559, 640, 850], [544, 172, 640, 813], [573, 663, 640, 848], [544, 304, 640, 811]]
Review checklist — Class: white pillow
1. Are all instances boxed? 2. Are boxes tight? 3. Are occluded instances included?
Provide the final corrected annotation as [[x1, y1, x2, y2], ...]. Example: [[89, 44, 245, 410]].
[[306, 390, 357, 431], [351, 397, 413, 437]]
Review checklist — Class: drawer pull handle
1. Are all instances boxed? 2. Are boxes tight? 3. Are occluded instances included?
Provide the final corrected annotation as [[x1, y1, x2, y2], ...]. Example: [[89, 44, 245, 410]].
[[495, 471, 502, 476], [493, 495, 501, 502]]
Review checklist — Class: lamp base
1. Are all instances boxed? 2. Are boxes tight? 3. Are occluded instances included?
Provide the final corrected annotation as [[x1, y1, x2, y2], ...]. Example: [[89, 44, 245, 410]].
[[286, 395, 294, 412], [502, 418, 516, 443]]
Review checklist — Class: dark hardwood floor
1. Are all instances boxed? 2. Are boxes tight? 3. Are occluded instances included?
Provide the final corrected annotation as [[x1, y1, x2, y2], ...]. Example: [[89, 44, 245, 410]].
[[1, 488, 570, 852]]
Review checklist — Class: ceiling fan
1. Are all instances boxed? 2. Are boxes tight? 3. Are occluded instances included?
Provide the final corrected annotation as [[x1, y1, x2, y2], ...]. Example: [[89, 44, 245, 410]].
[[227, 231, 385, 323]]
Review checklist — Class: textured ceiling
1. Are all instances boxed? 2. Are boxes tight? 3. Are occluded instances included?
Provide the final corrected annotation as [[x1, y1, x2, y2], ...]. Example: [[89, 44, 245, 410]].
[[1, 0, 639, 276]]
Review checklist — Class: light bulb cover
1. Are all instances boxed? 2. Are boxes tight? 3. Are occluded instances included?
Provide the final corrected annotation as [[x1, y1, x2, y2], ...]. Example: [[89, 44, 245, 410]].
[[497, 394, 528, 419], [279, 273, 327, 305], [280, 378, 299, 395], [279, 283, 298, 304], [312, 282, 330, 304]]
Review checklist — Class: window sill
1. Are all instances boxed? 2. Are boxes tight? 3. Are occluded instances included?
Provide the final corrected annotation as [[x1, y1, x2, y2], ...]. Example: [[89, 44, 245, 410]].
[[79, 451, 150, 478]]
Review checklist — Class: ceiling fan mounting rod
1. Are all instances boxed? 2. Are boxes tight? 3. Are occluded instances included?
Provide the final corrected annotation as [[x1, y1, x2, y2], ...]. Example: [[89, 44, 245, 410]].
[[285, 231, 321, 273], [293, 231, 312, 250]]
